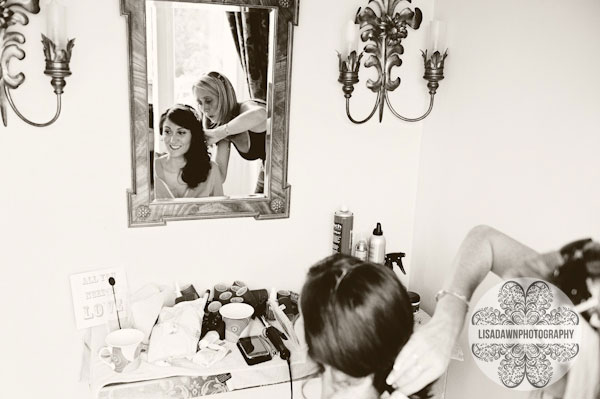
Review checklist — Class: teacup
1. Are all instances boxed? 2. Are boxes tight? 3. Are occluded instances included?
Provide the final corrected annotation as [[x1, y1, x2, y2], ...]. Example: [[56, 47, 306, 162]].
[[98, 328, 144, 373]]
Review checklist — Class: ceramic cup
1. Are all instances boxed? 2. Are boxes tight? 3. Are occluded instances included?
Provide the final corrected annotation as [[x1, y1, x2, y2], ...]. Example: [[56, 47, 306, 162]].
[[219, 303, 254, 343], [98, 328, 144, 373]]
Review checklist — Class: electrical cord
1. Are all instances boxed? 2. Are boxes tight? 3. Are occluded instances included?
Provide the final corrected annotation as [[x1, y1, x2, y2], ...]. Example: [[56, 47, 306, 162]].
[[260, 315, 293, 398], [287, 357, 293, 399]]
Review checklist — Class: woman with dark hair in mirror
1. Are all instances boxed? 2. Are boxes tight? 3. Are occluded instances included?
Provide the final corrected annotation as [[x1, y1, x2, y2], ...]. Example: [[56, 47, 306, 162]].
[[154, 104, 224, 199], [192, 71, 267, 193], [301, 254, 431, 399]]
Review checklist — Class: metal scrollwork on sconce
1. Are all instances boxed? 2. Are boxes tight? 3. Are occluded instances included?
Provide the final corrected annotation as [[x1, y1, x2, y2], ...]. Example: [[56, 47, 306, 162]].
[[337, 0, 448, 123], [0, 0, 74, 127]]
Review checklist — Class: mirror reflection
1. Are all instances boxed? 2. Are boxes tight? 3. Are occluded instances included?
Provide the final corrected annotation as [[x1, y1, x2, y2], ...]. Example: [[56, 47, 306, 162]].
[[146, 0, 273, 200]]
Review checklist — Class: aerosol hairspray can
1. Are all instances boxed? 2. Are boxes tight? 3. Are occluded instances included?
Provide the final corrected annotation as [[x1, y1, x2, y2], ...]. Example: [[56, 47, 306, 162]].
[[333, 207, 353, 255]]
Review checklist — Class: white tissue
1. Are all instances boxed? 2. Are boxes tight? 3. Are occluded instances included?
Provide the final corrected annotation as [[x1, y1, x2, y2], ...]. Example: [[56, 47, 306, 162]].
[[147, 296, 207, 363], [198, 331, 220, 350], [192, 344, 230, 367]]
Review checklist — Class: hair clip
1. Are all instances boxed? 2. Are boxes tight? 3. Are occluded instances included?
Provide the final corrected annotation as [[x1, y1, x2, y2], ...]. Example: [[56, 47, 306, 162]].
[[334, 268, 351, 291], [209, 71, 227, 85]]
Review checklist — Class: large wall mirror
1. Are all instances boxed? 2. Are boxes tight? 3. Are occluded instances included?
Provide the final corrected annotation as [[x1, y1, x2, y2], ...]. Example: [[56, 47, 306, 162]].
[[122, 0, 299, 226]]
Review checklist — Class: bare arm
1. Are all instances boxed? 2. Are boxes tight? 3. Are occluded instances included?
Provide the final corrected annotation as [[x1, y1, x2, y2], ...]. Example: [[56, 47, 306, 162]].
[[226, 102, 267, 134], [438, 225, 563, 335], [205, 102, 267, 146], [388, 225, 563, 396], [445, 224, 561, 297], [214, 140, 231, 182]]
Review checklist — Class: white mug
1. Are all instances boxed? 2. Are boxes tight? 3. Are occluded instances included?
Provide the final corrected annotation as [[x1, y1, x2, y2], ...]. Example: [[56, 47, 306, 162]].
[[98, 328, 144, 373]]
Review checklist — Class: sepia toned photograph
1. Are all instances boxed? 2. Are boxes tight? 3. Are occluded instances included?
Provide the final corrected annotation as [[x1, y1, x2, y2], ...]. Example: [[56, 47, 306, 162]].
[[1, 0, 599, 399]]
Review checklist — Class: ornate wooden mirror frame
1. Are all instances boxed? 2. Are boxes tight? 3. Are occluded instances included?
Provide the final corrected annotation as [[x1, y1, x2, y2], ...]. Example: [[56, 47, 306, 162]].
[[122, 0, 299, 226]]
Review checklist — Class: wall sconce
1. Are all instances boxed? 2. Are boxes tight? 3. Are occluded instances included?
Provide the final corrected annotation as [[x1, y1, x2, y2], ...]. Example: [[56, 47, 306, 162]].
[[0, 0, 74, 127], [337, 0, 448, 124]]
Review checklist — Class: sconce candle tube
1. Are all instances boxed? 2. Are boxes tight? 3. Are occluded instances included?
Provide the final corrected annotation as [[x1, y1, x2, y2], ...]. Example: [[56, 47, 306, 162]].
[[344, 19, 360, 58], [427, 20, 447, 54], [45, 0, 67, 49]]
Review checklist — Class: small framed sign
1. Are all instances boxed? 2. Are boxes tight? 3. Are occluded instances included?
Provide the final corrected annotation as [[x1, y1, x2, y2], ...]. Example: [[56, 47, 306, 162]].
[[70, 268, 128, 329]]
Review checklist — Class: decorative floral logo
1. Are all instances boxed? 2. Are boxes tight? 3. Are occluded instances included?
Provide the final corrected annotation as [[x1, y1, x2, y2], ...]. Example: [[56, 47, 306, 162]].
[[469, 279, 580, 390]]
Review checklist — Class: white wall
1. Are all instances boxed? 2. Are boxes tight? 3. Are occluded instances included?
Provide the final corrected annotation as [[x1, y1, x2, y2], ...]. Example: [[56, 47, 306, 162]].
[[0, 0, 431, 397], [409, 1, 600, 398]]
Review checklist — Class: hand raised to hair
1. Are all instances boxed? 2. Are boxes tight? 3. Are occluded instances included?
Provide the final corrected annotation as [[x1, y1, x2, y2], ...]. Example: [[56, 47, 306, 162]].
[[204, 125, 229, 146], [505, 251, 563, 280], [385, 317, 455, 397]]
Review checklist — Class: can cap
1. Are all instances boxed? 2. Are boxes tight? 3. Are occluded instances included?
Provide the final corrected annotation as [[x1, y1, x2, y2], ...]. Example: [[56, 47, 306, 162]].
[[408, 291, 421, 305], [373, 222, 383, 236], [356, 240, 368, 251]]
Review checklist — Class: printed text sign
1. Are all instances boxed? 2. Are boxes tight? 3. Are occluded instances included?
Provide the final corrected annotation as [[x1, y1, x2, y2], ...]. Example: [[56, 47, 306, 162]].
[[70, 268, 127, 329]]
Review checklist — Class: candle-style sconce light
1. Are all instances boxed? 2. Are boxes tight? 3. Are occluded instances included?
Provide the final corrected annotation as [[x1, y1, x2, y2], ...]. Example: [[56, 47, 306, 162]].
[[0, 0, 74, 127], [337, 0, 448, 124]]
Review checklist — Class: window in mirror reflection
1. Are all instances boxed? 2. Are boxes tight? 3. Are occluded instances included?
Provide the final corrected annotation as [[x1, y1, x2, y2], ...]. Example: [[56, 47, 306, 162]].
[[146, 1, 271, 199]]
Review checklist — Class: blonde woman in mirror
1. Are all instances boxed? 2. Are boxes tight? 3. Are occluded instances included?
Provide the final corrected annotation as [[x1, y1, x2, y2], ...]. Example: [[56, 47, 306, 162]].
[[154, 104, 224, 199], [192, 72, 267, 193]]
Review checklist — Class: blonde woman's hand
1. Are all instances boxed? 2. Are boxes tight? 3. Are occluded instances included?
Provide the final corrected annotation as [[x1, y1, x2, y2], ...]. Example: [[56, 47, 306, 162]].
[[385, 316, 456, 397], [204, 125, 229, 146]]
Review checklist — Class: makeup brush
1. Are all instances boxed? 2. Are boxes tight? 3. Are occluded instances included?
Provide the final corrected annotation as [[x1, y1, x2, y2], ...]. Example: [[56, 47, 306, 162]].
[[108, 277, 122, 329]]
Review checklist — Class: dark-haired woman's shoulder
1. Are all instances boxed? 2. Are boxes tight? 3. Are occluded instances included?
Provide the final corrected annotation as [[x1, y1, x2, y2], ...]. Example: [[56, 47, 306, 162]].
[[155, 153, 168, 162], [154, 154, 168, 176]]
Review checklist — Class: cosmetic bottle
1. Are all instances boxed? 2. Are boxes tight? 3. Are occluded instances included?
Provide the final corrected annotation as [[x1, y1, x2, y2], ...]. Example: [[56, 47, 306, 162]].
[[368, 222, 386, 264], [355, 238, 368, 261], [205, 301, 225, 340], [332, 206, 353, 255]]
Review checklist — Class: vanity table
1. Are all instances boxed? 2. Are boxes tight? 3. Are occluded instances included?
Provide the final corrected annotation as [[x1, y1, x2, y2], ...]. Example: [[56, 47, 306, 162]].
[[87, 318, 318, 399], [83, 309, 462, 399]]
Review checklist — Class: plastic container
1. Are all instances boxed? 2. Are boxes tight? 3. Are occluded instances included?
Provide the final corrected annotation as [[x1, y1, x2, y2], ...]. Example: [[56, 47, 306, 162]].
[[368, 222, 386, 264], [408, 291, 421, 313]]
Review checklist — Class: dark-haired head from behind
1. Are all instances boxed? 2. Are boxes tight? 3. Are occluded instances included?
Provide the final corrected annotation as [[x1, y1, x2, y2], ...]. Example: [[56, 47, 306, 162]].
[[301, 254, 430, 399], [159, 104, 212, 188]]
